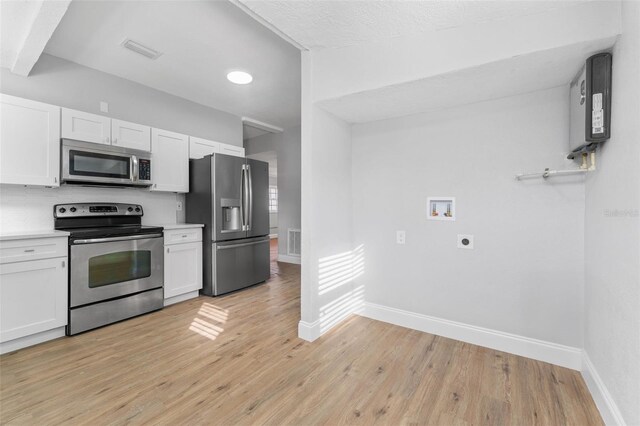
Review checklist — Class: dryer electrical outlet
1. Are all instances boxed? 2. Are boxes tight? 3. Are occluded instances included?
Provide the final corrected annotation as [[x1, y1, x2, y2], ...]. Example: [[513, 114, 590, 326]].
[[457, 234, 474, 249]]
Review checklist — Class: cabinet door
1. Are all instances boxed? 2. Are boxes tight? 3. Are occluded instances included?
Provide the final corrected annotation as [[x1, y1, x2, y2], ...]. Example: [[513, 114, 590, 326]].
[[61, 108, 111, 145], [219, 143, 245, 158], [151, 128, 189, 192], [0, 257, 67, 343], [189, 136, 220, 159], [0, 95, 61, 187], [164, 242, 202, 298], [112, 119, 151, 151]]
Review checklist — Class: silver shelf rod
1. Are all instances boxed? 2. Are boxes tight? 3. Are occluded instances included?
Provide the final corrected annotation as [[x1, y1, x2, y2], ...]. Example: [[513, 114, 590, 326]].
[[515, 168, 589, 181]]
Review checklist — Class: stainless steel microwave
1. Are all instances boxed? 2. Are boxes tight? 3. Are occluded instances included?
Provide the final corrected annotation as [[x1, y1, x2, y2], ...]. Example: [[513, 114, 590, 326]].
[[61, 139, 152, 187]]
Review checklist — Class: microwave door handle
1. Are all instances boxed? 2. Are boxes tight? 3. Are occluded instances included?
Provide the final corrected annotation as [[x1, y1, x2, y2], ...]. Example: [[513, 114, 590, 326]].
[[131, 155, 139, 182]]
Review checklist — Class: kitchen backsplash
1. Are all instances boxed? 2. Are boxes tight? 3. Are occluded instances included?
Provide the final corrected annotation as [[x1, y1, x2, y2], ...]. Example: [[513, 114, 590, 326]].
[[0, 185, 185, 233]]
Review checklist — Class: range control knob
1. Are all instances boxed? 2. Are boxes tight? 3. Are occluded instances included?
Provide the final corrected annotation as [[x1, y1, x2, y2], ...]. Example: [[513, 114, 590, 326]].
[[58, 207, 66, 214], [135, 207, 141, 213], [127, 207, 133, 212], [70, 207, 77, 213]]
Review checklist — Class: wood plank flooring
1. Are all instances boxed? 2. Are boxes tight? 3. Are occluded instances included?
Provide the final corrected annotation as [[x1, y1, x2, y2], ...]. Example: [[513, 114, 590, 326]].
[[0, 239, 602, 425]]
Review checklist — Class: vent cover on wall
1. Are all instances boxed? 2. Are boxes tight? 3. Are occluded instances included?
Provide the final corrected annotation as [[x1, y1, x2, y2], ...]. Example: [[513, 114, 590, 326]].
[[121, 39, 163, 60], [287, 228, 301, 257]]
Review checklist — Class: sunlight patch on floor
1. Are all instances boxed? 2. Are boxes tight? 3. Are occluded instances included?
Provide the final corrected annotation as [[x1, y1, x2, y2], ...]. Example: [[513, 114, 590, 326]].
[[189, 302, 229, 340]]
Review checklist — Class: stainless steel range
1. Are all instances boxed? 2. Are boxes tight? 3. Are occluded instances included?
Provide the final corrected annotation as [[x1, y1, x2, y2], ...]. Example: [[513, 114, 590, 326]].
[[54, 203, 164, 335]]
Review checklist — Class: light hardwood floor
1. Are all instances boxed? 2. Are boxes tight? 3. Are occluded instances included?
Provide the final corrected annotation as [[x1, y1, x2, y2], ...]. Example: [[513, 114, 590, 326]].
[[0, 239, 602, 425]]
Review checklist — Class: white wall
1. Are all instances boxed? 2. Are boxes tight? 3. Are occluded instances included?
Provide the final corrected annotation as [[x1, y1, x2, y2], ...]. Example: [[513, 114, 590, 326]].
[[583, 2, 640, 424], [245, 126, 301, 257], [299, 104, 358, 339], [0, 186, 182, 233], [0, 54, 243, 146], [351, 87, 585, 348], [0, 53, 246, 234]]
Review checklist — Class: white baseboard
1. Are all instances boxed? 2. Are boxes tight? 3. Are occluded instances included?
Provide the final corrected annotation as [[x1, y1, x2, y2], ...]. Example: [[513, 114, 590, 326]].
[[298, 319, 320, 342], [164, 290, 200, 307], [0, 327, 66, 355], [361, 302, 582, 370], [582, 352, 627, 425], [278, 254, 301, 264]]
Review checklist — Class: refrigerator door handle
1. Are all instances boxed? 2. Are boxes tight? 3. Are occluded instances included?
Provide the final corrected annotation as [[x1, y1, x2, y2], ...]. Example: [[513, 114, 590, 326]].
[[240, 165, 246, 231], [247, 164, 253, 231]]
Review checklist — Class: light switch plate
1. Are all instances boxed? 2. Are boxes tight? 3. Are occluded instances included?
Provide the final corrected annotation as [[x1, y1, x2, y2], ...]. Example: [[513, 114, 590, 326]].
[[176, 201, 183, 211], [100, 101, 109, 113], [457, 234, 474, 249], [396, 230, 406, 245]]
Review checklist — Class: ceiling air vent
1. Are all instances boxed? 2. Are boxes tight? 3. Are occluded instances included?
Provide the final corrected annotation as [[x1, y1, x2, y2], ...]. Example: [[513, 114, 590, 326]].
[[121, 39, 163, 60]]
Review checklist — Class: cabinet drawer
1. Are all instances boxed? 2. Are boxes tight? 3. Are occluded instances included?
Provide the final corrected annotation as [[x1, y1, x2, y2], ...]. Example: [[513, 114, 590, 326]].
[[164, 228, 202, 245], [0, 237, 68, 264]]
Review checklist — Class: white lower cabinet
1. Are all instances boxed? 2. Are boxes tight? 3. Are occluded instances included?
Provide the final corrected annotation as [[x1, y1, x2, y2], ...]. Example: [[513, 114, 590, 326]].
[[163, 227, 202, 305], [0, 236, 68, 354]]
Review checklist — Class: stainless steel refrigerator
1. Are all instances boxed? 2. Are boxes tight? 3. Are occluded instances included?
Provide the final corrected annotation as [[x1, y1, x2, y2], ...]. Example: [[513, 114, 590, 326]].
[[186, 153, 270, 296]]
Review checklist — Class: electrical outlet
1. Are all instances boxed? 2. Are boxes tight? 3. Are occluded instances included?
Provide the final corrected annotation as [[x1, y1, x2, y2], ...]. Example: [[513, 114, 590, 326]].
[[100, 101, 109, 113], [396, 230, 406, 245], [457, 234, 474, 249], [176, 201, 183, 211]]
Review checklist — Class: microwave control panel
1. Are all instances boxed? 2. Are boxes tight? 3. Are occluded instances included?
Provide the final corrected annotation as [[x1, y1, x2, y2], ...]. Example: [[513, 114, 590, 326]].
[[139, 159, 151, 181]]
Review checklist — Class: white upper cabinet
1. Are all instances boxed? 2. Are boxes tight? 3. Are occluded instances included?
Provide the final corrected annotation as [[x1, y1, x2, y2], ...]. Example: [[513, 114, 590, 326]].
[[61, 108, 111, 145], [189, 136, 220, 159], [0, 94, 61, 187], [220, 144, 245, 157], [111, 119, 151, 151], [189, 137, 244, 159], [151, 128, 189, 193]]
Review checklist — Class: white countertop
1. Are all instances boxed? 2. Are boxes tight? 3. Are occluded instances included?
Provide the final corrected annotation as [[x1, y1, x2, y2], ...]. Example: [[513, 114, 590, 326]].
[[155, 223, 204, 230], [0, 229, 70, 242]]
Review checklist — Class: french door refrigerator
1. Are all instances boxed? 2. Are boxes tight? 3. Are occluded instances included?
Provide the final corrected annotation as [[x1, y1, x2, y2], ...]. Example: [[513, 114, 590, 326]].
[[186, 153, 270, 296]]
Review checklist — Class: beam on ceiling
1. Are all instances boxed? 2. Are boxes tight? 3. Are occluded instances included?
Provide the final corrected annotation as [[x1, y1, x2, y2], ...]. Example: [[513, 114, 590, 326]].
[[11, 0, 72, 76], [228, 0, 307, 51], [242, 117, 284, 134]]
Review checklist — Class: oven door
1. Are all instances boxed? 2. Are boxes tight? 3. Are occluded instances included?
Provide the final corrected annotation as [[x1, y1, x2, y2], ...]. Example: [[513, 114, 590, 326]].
[[70, 234, 163, 308]]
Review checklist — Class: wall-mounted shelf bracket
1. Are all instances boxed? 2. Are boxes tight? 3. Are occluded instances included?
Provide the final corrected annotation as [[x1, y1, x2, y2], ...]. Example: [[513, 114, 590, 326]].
[[515, 152, 596, 181]]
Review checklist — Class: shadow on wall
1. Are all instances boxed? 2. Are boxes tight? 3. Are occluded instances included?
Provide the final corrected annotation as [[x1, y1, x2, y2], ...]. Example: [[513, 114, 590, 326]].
[[318, 245, 365, 333]]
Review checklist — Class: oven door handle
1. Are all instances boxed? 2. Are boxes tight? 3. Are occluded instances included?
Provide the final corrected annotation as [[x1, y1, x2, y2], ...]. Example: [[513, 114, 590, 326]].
[[72, 233, 163, 245]]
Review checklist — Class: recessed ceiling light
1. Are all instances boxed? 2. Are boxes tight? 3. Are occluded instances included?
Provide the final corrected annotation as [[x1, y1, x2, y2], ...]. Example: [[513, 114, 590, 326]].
[[227, 71, 253, 85]]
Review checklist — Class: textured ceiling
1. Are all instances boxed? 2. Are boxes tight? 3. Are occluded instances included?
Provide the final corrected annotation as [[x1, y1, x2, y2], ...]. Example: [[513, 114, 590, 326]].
[[238, 0, 589, 50], [44, 1, 301, 128], [317, 37, 617, 123]]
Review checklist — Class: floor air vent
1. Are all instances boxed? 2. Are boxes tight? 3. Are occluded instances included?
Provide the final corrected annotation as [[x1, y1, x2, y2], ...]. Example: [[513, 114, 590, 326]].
[[287, 228, 301, 257]]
